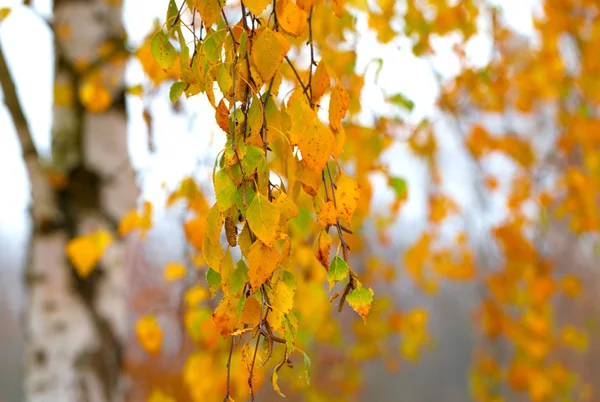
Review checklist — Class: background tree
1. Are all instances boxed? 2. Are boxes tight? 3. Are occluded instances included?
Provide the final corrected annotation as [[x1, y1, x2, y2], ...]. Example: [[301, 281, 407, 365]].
[[1, 0, 135, 400]]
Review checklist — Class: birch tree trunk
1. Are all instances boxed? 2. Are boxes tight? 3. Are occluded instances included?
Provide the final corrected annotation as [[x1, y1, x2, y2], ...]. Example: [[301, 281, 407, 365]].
[[1, 1, 136, 401]]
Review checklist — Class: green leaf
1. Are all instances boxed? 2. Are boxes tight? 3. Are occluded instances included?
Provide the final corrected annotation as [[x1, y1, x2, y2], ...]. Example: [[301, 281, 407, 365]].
[[169, 82, 186, 102], [206, 203, 224, 243], [388, 176, 408, 198], [300, 349, 311, 384], [237, 292, 247, 318], [327, 256, 349, 290], [248, 96, 263, 136], [231, 260, 250, 295], [203, 30, 219, 63], [217, 63, 233, 95], [387, 92, 414, 112], [245, 193, 280, 247], [166, 0, 179, 26], [151, 30, 177, 70], [206, 268, 222, 297], [214, 169, 237, 211], [346, 286, 374, 323], [241, 145, 264, 175], [235, 184, 256, 213]]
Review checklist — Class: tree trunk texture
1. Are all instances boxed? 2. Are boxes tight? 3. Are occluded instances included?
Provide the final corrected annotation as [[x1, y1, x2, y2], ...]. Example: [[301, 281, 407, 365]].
[[13, 1, 136, 401]]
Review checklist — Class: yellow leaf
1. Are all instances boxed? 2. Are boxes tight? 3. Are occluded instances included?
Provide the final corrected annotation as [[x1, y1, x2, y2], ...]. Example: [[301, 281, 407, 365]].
[[79, 80, 113, 113], [136, 314, 162, 354], [0, 8, 11, 23], [329, 79, 349, 132], [163, 262, 187, 281], [118, 201, 152, 238], [248, 240, 280, 291], [246, 192, 280, 247], [193, 0, 222, 27], [66, 230, 114, 278], [289, 99, 334, 172], [275, 191, 299, 227], [185, 285, 209, 307], [335, 172, 359, 222], [312, 61, 331, 104], [267, 271, 296, 331], [245, 0, 271, 15], [314, 229, 332, 270], [252, 28, 290, 82], [241, 295, 261, 326], [318, 200, 338, 227], [147, 389, 176, 402], [276, 0, 308, 37], [202, 235, 224, 272], [212, 295, 239, 337]]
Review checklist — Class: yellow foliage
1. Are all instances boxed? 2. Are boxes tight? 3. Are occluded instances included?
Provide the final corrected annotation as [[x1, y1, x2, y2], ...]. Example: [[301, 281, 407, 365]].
[[136, 314, 162, 354], [65, 230, 114, 278]]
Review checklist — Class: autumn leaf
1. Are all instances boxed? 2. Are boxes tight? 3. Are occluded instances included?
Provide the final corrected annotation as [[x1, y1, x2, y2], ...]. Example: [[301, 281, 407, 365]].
[[335, 172, 360, 222], [318, 200, 338, 227], [329, 79, 350, 132], [289, 99, 334, 172], [241, 295, 261, 326], [193, 0, 222, 27], [185, 285, 209, 307], [276, 0, 308, 37], [66, 230, 114, 278], [268, 270, 296, 331], [147, 389, 176, 402], [169, 81, 186, 102], [203, 233, 224, 272], [184, 215, 207, 250], [216, 98, 230, 133], [329, 0, 343, 17], [163, 262, 187, 281], [151, 30, 177, 70], [136, 314, 162, 354], [206, 268, 222, 296], [212, 295, 239, 337], [346, 286, 374, 322], [79, 80, 112, 113], [252, 28, 290, 82], [214, 169, 237, 211], [0, 8, 11, 23], [246, 192, 280, 247], [312, 61, 331, 104], [327, 255, 349, 290], [118, 201, 153, 238], [314, 229, 332, 270], [244, 0, 271, 15], [248, 240, 280, 291]]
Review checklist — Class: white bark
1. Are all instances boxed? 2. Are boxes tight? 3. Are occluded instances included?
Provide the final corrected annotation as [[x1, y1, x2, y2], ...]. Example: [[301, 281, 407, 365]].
[[22, 0, 136, 401]]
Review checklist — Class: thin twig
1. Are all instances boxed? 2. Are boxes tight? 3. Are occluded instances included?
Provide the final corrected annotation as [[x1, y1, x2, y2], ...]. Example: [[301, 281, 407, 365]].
[[248, 289, 265, 401], [307, 7, 315, 106], [284, 55, 311, 104], [224, 336, 235, 402]]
